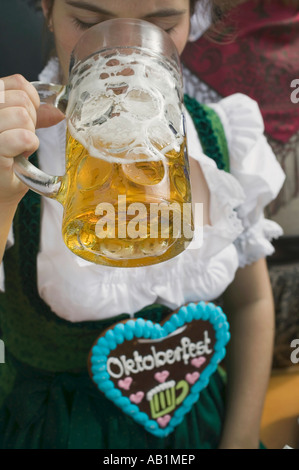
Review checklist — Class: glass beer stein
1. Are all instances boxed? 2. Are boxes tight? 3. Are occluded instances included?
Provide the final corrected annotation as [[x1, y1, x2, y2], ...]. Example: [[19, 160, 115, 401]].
[[14, 19, 194, 268]]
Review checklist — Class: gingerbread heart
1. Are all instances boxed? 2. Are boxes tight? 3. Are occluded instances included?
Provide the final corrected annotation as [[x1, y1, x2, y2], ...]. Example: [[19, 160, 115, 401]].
[[88, 301, 230, 438]]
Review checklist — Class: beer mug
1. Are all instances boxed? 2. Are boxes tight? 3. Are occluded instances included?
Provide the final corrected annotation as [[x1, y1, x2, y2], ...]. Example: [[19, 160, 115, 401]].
[[147, 380, 189, 419], [14, 19, 194, 267]]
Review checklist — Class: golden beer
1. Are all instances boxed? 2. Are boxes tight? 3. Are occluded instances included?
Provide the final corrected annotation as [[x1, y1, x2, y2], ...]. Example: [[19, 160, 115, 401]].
[[58, 132, 193, 267]]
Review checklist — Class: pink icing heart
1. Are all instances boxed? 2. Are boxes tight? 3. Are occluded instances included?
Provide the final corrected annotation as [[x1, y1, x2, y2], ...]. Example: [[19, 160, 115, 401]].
[[118, 377, 133, 390], [186, 372, 200, 385], [157, 415, 171, 428], [191, 357, 206, 368], [154, 370, 170, 383], [129, 391, 144, 404]]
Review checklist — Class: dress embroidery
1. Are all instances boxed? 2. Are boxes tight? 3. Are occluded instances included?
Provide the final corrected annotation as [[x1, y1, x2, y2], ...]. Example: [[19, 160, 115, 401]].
[[184, 95, 230, 172]]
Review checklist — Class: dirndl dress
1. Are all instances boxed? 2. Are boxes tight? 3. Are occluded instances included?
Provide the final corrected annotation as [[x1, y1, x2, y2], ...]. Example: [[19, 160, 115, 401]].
[[0, 95, 276, 449]]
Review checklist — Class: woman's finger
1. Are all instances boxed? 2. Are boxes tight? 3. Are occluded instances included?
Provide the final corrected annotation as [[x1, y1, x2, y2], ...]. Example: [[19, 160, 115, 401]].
[[0, 128, 39, 158], [0, 106, 36, 134], [0, 89, 38, 126], [36, 104, 65, 129], [0, 74, 40, 110]]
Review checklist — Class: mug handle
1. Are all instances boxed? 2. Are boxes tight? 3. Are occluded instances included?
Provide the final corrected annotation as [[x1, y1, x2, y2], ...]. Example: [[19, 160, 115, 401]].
[[175, 380, 189, 406], [13, 82, 68, 199]]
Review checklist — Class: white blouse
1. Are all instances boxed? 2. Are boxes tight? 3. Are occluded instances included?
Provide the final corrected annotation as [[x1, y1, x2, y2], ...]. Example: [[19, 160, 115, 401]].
[[0, 59, 285, 322]]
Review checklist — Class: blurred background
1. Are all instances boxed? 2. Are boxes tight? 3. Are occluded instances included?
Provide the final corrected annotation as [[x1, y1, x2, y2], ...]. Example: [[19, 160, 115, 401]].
[[0, 0, 53, 81]]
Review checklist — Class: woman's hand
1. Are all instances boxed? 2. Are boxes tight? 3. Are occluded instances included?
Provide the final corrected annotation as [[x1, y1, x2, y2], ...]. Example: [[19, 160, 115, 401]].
[[0, 74, 64, 205]]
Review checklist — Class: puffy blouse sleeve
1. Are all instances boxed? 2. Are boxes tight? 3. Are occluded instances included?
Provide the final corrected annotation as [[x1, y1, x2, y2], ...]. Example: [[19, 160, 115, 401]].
[[208, 93, 286, 267]]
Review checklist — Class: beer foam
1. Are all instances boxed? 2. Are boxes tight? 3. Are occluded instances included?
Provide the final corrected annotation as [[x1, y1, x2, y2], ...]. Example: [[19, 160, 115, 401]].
[[66, 50, 184, 163]]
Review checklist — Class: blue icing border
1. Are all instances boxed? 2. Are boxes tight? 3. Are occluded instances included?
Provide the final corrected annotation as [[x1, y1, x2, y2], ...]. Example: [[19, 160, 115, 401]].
[[90, 301, 230, 438]]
